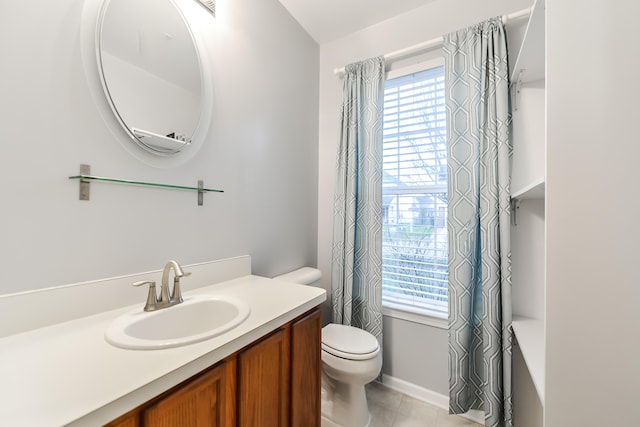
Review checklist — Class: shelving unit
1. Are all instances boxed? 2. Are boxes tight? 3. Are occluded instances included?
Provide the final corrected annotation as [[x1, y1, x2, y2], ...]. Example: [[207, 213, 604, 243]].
[[511, 177, 544, 200], [510, 0, 545, 84], [512, 316, 545, 402], [509, 0, 546, 418]]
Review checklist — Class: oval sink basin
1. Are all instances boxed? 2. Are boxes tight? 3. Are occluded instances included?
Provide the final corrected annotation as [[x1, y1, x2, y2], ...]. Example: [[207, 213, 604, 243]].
[[105, 294, 251, 350]]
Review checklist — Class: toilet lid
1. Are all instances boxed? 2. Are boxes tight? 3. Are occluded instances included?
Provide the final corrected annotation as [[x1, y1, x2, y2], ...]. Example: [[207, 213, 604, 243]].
[[322, 324, 379, 360]]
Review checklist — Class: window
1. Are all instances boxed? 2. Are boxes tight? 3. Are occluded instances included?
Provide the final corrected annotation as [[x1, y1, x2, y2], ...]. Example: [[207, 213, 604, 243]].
[[382, 62, 448, 321]]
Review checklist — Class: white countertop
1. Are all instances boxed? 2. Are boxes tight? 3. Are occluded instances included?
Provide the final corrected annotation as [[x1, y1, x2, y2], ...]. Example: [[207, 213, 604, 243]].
[[0, 275, 326, 426]]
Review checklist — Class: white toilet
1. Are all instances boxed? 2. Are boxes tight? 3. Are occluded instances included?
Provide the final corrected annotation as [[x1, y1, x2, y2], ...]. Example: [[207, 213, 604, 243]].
[[274, 267, 382, 427]]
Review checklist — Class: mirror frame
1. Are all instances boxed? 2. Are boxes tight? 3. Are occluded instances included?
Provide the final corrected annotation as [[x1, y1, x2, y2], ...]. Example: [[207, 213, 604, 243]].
[[93, 0, 213, 159]]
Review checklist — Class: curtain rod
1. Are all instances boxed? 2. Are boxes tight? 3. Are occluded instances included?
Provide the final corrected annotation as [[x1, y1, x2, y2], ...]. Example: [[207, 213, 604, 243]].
[[333, 6, 532, 77]]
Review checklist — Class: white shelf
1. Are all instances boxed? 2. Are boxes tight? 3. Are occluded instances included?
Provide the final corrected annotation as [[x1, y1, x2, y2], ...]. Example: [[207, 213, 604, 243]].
[[511, 177, 545, 200], [511, 0, 545, 84], [132, 128, 190, 151], [512, 316, 545, 405], [510, 0, 546, 418]]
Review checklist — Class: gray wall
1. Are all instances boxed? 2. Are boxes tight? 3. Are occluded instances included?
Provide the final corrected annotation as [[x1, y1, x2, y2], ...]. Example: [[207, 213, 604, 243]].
[[383, 317, 449, 394], [0, 0, 319, 294]]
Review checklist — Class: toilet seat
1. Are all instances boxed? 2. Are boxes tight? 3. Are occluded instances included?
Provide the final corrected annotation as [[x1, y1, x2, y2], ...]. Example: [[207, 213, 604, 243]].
[[322, 324, 379, 361]]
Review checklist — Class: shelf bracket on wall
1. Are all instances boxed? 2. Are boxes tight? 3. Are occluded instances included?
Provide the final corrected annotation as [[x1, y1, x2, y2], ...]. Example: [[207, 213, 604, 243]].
[[510, 198, 521, 226], [69, 164, 223, 206], [512, 69, 524, 112], [197, 180, 204, 206], [78, 164, 91, 201]]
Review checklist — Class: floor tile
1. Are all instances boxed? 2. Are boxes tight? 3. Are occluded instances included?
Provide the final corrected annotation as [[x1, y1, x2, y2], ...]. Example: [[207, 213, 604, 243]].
[[397, 395, 439, 422], [365, 382, 484, 427], [366, 381, 403, 412], [368, 401, 397, 427], [435, 409, 483, 427], [394, 410, 438, 427]]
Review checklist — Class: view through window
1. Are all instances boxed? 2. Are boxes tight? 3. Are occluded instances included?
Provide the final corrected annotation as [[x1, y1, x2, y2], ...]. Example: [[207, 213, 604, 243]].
[[382, 65, 448, 318]]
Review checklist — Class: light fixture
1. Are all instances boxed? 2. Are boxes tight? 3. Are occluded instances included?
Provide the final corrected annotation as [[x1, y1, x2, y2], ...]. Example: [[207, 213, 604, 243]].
[[195, 0, 215, 17]]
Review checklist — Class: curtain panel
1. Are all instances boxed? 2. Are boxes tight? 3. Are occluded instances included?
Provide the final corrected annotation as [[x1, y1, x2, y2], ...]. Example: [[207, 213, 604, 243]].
[[331, 56, 385, 347], [444, 18, 513, 427]]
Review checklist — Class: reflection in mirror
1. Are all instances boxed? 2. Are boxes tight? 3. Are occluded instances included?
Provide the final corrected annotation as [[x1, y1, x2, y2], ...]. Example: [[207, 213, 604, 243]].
[[98, 0, 204, 155]]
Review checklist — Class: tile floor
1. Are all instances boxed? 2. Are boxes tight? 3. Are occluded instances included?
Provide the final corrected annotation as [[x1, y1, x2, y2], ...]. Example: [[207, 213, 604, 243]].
[[365, 382, 483, 427]]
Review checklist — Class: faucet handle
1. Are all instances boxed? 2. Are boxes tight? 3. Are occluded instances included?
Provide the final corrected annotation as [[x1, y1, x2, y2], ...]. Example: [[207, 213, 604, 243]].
[[133, 280, 158, 312], [170, 272, 191, 303]]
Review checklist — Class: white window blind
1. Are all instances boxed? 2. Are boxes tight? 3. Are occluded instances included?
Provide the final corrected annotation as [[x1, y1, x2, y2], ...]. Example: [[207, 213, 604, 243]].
[[382, 65, 448, 318]]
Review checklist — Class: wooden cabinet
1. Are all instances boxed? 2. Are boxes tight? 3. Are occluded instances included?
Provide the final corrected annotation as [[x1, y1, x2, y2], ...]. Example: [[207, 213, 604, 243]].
[[105, 412, 139, 427], [143, 361, 232, 427], [105, 361, 234, 427], [105, 306, 321, 427], [236, 307, 321, 427], [238, 327, 290, 427], [290, 309, 321, 427]]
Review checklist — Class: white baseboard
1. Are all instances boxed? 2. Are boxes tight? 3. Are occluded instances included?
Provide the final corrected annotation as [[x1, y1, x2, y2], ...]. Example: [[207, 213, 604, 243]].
[[380, 374, 485, 425]]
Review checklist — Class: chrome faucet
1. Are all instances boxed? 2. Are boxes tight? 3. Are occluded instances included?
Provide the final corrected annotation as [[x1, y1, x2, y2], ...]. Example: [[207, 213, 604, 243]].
[[161, 260, 191, 305], [133, 260, 191, 312]]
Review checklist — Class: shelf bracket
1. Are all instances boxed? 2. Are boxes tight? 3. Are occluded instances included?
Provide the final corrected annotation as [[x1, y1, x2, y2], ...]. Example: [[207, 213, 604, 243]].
[[510, 198, 521, 226], [79, 164, 91, 201], [197, 180, 204, 206], [512, 69, 524, 112]]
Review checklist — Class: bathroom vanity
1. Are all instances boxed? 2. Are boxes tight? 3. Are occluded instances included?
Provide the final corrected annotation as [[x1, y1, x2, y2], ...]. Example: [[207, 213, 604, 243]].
[[106, 307, 321, 426], [0, 256, 326, 426]]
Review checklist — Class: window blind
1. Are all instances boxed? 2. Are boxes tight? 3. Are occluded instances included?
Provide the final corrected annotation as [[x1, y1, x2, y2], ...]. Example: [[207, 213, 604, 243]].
[[382, 66, 448, 317]]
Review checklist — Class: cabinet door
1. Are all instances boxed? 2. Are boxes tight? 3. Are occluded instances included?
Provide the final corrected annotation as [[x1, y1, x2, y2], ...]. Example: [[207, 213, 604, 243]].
[[290, 308, 321, 427], [238, 327, 290, 427], [142, 361, 231, 427], [104, 411, 139, 427]]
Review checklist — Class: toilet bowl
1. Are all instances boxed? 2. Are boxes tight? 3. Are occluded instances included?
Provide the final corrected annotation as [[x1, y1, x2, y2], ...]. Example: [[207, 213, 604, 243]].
[[274, 267, 382, 427], [321, 323, 382, 427]]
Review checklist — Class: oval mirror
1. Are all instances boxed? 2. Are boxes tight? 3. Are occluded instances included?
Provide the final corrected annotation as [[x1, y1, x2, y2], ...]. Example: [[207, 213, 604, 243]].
[[97, 0, 205, 155]]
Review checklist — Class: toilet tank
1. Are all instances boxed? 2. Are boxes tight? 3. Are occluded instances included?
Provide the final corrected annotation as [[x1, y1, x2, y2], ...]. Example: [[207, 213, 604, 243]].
[[274, 267, 322, 286]]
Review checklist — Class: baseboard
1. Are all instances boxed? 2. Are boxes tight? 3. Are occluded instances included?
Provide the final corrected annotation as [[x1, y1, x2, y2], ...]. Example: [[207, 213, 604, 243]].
[[380, 374, 485, 425]]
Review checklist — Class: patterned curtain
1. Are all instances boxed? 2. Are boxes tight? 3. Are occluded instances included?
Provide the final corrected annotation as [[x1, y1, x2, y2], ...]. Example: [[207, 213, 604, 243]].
[[331, 57, 385, 348], [443, 19, 513, 427]]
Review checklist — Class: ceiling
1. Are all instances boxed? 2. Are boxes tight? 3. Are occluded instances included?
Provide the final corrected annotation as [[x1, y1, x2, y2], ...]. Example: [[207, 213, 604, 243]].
[[277, 0, 438, 44]]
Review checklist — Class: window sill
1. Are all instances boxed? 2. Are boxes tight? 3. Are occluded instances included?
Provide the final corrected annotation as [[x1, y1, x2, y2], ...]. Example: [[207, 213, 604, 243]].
[[382, 303, 448, 329]]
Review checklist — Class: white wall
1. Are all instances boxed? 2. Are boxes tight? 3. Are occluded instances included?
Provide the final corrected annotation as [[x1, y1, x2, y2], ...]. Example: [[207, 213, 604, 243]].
[[317, 0, 532, 394], [0, 0, 319, 294], [545, 0, 640, 425]]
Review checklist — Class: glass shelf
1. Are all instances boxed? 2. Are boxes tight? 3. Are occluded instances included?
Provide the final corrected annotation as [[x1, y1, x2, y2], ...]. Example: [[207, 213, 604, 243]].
[[69, 165, 222, 206], [68, 174, 223, 193]]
